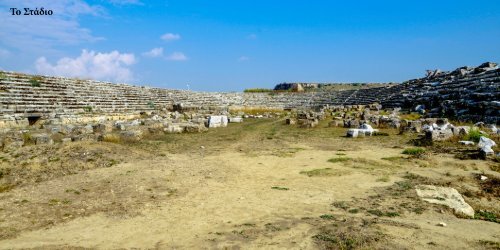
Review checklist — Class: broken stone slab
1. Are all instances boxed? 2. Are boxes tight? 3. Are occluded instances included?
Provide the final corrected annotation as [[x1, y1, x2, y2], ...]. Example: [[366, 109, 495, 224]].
[[164, 124, 183, 133], [298, 118, 318, 128], [229, 117, 243, 123], [119, 130, 143, 141], [183, 123, 208, 133], [459, 141, 475, 145], [346, 128, 378, 137], [92, 123, 113, 134], [478, 136, 496, 157], [33, 134, 54, 145], [208, 115, 228, 128], [415, 185, 474, 218], [426, 129, 453, 141], [452, 126, 470, 136], [478, 136, 496, 149]]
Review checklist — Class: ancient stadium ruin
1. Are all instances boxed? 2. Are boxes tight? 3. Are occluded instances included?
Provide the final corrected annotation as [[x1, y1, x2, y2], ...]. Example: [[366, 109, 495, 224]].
[[0, 62, 499, 249]]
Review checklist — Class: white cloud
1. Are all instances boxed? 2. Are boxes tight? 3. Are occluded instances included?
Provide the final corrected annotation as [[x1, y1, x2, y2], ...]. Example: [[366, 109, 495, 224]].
[[161, 33, 181, 41], [238, 56, 249, 62], [166, 52, 187, 61], [35, 50, 136, 82], [247, 34, 257, 40], [0, 0, 104, 51], [142, 47, 164, 57]]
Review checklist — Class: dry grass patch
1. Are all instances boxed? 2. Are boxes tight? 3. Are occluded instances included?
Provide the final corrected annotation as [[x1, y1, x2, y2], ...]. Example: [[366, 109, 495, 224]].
[[300, 168, 351, 177]]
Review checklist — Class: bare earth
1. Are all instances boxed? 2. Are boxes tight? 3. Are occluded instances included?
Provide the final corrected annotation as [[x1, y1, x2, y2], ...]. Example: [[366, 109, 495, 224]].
[[0, 119, 499, 249]]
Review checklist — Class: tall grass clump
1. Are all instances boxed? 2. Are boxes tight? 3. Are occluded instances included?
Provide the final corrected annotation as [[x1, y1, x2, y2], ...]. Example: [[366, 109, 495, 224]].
[[465, 127, 487, 143], [402, 147, 426, 156]]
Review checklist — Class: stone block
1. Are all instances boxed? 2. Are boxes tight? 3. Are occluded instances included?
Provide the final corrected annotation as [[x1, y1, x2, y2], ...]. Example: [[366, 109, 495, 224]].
[[426, 129, 453, 141], [93, 123, 113, 134], [229, 117, 243, 123], [208, 115, 228, 128], [34, 134, 54, 145]]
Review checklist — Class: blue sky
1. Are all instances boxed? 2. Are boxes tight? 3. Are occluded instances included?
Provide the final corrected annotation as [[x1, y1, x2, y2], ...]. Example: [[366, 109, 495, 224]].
[[0, 0, 499, 91]]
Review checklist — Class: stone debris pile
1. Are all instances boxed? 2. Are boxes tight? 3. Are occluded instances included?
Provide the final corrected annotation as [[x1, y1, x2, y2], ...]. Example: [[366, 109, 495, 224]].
[[0, 110, 250, 152]]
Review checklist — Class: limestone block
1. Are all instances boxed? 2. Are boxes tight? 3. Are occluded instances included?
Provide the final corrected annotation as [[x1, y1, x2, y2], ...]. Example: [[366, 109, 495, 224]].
[[120, 130, 143, 141], [208, 115, 228, 128], [92, 123, 113, 134], [229, 117, 243, 123], [164, 124, 183, 133], [416, 185, 474, 218], [478, 136, 496, 156], [426, 129, 453, 141], [34, 134, 54, 145], [183, 123, 208, 133], [452, 126, 470, 136]]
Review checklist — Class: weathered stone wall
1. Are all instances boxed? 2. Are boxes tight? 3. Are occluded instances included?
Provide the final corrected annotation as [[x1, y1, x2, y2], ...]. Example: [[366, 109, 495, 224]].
[[0, 62, 498, 127], [380, 62, 500, 123]]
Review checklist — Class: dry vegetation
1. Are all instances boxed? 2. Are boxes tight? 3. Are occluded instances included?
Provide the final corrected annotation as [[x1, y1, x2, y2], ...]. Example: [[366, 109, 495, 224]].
[[0, 118, 499, 249]]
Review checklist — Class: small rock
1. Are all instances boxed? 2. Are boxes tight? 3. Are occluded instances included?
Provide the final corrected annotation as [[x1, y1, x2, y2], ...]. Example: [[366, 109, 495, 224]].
[[480, 175, 488, 181], [459, 140, 475, 145], [437, 222, 447, 227]]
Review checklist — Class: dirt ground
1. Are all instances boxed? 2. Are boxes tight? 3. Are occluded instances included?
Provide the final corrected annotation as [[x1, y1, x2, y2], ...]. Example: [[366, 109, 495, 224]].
[[0, 118, 499, 249]]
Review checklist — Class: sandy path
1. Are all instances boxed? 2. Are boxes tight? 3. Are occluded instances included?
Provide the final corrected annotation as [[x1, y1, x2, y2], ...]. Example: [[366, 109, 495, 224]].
[[0, 148, 393, 249]]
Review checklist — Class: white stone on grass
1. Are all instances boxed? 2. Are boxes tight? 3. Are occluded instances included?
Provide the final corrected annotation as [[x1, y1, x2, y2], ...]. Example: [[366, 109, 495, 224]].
[[415, 185, 474, 218], [208, 115, 228, 128], [478, 136, 496, 155], [458, 141, 474, 145], [229, 117, 243, 123]]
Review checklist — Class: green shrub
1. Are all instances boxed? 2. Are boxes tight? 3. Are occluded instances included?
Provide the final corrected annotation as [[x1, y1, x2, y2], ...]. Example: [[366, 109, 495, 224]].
[[327, 157, 351, 163], [474, 210, 498, 223], [465, 127, 486, 143], [402, 147, 426, 156], [147, 101, 155, 109], [400, 112, 422, 121], [29, 76, 42, 87], [243, 88, 273, 93], [83, 106, 92, 112], [319, 214, 335, 220]]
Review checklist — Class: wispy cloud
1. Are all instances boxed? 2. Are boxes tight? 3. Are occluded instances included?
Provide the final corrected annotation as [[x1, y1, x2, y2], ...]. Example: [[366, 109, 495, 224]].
[[0, 0, 104, 51], [142, 47, 164, 57], [238, 56, 249, 62], [161, 33, 181, 41], [166, 52, 187, 61], [35, 49, 136, 82]]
